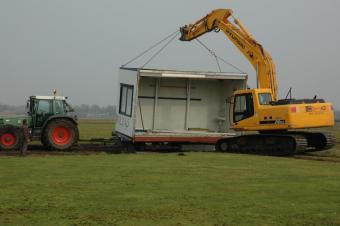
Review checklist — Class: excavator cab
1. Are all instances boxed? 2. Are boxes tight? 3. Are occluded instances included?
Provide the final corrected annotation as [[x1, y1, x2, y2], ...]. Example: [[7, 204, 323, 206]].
[[231, 89, 261, 131], [233, 92, 254, 123], [231, 88, 334, 132], [232, 91, 277, 123]]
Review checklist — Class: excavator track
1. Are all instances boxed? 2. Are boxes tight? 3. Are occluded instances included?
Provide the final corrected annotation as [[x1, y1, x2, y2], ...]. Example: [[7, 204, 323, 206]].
[[298, 132, 336, 151], [216, 132, 335, 156], [324, 133, 337, 150]]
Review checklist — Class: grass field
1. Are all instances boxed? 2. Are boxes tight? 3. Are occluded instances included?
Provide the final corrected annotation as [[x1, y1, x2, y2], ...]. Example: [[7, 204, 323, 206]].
[[78, 119, 115, 140], [0, 119, 339, 225]]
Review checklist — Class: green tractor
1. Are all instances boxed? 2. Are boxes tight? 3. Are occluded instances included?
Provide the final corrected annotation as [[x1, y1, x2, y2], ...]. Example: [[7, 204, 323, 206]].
[[0, 95, 79, 151]]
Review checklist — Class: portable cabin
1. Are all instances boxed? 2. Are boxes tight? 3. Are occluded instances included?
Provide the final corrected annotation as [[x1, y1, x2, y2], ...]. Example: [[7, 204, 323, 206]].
[[116, 67, 248, 146]]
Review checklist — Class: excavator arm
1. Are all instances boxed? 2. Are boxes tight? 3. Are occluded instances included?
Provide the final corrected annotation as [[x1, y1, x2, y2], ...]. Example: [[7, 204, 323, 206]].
[[180, 9, 278, 101]]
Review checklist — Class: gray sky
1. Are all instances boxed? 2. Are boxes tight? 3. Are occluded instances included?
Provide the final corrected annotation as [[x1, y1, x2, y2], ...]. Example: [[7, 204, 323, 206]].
[[0, 0, 339, 108]]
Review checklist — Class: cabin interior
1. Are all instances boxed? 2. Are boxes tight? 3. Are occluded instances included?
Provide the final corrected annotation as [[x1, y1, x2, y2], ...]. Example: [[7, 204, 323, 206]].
[[136, 75, 246, 133]]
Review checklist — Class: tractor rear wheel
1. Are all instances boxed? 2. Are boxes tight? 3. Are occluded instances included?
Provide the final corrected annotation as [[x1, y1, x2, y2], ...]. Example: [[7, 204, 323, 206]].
[[42, 119, 79, 150], [0, 125, 23, 151]]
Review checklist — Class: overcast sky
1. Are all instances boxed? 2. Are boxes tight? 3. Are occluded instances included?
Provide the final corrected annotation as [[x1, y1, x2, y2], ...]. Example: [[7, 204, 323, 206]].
[[0, 0, 339, 108]]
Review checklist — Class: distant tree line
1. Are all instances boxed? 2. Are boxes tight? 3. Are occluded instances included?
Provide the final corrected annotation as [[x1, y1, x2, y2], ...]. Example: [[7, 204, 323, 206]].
[[0, 104, 26, 115], [0, 103, 117, 119], [73, 104, 117, 119]]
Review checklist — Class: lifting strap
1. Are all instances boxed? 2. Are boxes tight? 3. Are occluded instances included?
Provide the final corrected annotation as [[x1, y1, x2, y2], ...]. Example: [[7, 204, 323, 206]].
[[122, 30, 180, 68], [122, 30, 244, 74], [195, 39, 245, 73]]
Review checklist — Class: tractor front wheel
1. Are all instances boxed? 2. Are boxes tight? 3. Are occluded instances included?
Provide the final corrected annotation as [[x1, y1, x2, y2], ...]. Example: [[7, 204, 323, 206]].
[[43, 119, 79, 150], [0, 125, 23, 151]]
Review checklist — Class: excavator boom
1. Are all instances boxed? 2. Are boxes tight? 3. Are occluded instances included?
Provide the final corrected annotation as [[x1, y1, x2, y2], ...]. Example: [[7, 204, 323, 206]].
[[180, 9, 278, 101]]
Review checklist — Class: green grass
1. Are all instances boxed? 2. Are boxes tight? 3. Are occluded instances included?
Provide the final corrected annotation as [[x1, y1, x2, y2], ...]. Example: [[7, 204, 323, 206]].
[[0, 153, 340, 226], [78, 119, 115, 140], [0, 119, 340, 225]]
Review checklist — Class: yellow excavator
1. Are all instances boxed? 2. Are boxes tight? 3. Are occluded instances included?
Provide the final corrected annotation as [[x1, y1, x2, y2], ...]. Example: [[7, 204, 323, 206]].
[[180, 8, 335, 155]]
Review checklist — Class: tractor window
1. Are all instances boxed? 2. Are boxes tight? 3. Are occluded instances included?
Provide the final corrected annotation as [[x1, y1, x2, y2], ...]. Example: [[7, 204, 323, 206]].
[[64, 102, 74, 112], [55, 100, 65, 114], [119, 84, 134, 117], [37, 100, 52, 114], [234, 94, 254, 122], [258, 93, 272, 105]]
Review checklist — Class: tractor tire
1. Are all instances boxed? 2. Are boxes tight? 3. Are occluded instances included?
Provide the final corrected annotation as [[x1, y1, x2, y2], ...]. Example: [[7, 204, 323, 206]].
[[0, 125, 24, 151], [42, 119, 79, 150]]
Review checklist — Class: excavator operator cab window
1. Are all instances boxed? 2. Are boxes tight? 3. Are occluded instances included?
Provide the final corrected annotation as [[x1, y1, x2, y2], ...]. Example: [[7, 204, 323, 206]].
[[258, 93, 272, 105], [233, 94, 254, 122]]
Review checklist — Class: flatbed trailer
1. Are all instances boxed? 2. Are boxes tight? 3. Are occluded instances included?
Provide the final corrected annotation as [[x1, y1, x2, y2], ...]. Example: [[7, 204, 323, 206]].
[[134, 130, 236, 144]]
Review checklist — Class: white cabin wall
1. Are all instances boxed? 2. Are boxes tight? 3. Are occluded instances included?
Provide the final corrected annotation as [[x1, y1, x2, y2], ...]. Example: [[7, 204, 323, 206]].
[[188, 79, 222, 132], [115, 69, 138, 138], [155, 78, 187, 131], [135, 77, 156, 130]]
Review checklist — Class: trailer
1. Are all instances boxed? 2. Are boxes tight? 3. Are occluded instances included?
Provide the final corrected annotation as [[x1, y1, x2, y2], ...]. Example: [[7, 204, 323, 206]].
[[115, 67, 248, 150]]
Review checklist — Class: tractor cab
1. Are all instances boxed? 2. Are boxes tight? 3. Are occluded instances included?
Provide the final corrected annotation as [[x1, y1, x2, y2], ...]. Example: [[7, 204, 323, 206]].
[[27, 96, 76, 129]]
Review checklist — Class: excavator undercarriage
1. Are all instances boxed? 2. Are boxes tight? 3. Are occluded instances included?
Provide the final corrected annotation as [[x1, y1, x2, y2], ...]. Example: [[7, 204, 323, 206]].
[[216, 132, 336, 156]]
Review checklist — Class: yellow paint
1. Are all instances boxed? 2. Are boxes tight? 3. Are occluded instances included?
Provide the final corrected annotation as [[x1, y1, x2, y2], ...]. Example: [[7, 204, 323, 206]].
[[232, 89, 334, 131]]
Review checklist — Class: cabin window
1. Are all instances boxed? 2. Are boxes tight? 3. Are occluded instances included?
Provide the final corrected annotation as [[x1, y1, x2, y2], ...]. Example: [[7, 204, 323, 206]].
[[234, 94, 254, 122], [258, 93, 272, 105], [55, 100, 65, 114], [64, 102, 74, 112], [119, 84, 134, 117], [36, 100, 52, 114]]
